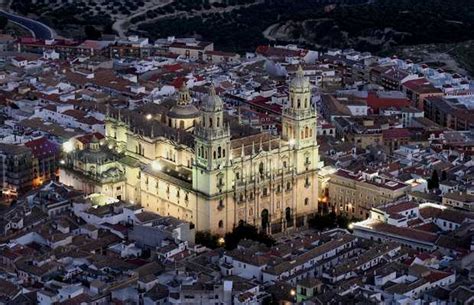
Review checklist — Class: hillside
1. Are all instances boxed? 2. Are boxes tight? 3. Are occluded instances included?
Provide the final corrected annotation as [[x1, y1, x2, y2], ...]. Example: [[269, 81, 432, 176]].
[[9, 0, 474, 74]]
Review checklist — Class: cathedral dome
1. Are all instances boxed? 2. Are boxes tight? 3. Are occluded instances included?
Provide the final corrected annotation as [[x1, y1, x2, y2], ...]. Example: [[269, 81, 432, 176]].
[[201, 85, 223, 112], [290, 66, 310, 90], [167, 84, 200, 119], [168, 103, 200, 119]]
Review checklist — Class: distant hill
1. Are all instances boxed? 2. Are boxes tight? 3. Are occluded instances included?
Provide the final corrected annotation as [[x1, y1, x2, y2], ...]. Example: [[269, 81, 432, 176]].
[[10, 0, 474, 73]]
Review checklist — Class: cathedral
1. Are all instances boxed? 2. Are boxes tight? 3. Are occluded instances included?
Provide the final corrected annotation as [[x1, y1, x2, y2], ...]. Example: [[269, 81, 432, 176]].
[[62, 67, 320, 234]]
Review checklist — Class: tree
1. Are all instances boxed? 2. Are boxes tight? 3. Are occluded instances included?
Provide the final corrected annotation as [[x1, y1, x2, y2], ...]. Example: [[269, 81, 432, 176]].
[[195, 231, 220, 249], [224, 223, 275, 250], [84, 25, 102, 40], [308, 212, 336, 230], [428, 170, 439, 189]]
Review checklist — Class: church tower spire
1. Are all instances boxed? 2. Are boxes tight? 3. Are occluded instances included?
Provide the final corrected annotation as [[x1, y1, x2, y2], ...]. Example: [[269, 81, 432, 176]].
[[282, 65, 316, 149], [177, 83, 191, 105], [281, 65, 318, 175], [194, 85, 230, 173]]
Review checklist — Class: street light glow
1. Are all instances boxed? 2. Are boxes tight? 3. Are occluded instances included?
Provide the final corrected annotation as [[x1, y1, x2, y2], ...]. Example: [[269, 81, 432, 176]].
[[218, 237, 225, 246], [152, 160, 162, 171], [62, 141, 74, 153], [146, 114, 153, 120]]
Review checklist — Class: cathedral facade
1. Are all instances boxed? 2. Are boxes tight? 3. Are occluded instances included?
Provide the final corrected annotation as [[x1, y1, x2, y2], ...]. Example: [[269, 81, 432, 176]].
[[68, 68, 319, 234]]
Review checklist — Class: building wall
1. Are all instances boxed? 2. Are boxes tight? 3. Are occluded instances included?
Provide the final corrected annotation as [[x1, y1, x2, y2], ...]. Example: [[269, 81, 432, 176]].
[[328, 174, 409, 218]]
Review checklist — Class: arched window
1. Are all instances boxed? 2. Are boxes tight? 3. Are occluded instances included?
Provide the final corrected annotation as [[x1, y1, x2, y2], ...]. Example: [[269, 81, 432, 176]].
[[286, 207, 292, 222], [305, 126, 309, 138], [223, 149, 226, 158], [218, 220, 223, 228], [218, 147, 221, 158], [213, 151, 217, 159], [305, 198, 309, 206], [209, 117, 213, 128], [259, 162, 264, 176], [217, 117, 220, 127], [297, 99, 301, 108]]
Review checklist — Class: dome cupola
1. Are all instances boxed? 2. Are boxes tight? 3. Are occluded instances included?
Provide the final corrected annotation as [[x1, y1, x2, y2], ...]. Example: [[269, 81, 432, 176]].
[[201, 85, 223, 112]]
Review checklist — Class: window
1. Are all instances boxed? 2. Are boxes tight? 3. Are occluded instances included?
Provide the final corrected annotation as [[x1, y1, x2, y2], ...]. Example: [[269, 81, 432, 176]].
[[305, 198, 309, 206], [300, 287, 307, 296], [218, 220, 224, 228]]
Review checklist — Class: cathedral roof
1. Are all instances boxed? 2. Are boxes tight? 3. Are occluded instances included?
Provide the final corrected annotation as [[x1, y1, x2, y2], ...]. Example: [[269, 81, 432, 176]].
[[107, 101, 260, 149]]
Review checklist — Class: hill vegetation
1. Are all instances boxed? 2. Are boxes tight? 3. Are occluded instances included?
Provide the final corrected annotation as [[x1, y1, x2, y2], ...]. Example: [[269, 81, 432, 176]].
[[9, 0, 474, 72]]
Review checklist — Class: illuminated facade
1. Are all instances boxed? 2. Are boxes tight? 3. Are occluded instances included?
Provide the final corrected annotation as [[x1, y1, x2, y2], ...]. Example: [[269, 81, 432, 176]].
[[65, 69, 319, 234]]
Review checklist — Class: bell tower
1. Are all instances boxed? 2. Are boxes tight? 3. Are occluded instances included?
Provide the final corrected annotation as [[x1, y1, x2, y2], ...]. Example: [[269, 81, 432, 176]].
[[282, 66, 318, 174], [193, 86, 231, 195]]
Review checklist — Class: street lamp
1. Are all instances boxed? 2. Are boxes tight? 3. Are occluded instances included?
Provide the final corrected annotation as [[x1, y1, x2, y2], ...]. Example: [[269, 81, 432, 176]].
[[146, 114, 153, 120]]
